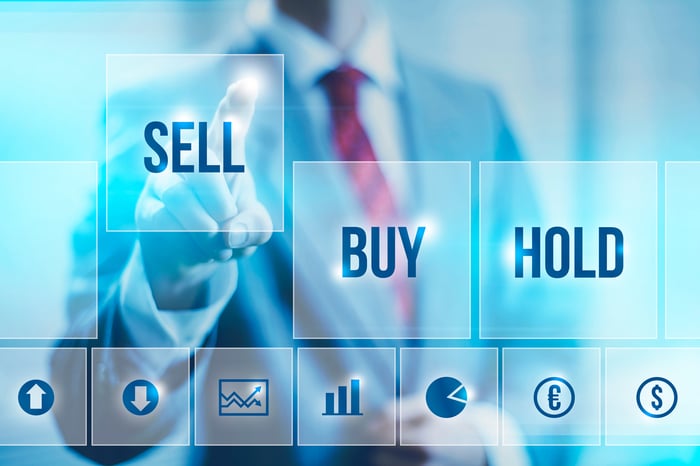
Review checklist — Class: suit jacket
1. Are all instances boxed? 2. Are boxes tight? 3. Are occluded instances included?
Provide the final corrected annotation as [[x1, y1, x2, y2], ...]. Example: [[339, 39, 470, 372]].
[[52, 35, 520, 466]]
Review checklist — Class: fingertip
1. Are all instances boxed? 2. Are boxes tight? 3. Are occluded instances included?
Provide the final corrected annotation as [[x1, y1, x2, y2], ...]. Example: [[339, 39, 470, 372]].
[[238, 77, 258, 101], [226, 77, 259, 104]]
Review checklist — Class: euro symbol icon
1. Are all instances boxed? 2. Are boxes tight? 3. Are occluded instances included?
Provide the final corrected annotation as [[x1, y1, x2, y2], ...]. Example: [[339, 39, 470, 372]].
[[548, 384, 561, 411]]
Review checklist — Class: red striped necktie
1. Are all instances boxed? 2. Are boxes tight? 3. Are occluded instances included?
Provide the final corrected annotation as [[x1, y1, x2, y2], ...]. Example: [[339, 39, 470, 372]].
[[320, 64, 414, 325]]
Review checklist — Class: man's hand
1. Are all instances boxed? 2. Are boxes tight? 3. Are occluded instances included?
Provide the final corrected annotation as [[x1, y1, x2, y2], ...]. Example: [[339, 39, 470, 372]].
[[135, 78, 272, 309]]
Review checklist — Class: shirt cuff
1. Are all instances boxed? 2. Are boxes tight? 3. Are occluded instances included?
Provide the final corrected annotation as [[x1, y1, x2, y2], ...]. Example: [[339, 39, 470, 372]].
[[119, 242, 236, 352]]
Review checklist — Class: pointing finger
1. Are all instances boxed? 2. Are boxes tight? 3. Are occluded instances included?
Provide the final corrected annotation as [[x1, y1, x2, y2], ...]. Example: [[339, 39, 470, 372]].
[[208, 78, 258, 180]]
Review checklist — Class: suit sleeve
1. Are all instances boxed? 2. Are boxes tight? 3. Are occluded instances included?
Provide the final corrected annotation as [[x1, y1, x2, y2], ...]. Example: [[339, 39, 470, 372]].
[[49, 141, 221, 463], [50, 163, 156, 463]]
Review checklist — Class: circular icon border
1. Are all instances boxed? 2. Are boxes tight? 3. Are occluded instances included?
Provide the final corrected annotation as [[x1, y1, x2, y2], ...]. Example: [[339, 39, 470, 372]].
[[533, 376, 575, 419], [17, 379, 55, 416], [122, 379, 159, 416], [636, 376, 677, 419]]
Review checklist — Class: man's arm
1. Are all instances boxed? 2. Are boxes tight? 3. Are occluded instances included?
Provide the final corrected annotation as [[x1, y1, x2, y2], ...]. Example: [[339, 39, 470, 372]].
[[51, 78, 271, 464]]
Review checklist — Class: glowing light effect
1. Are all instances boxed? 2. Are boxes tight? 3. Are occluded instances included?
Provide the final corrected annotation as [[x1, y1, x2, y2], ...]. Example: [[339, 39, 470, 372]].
[[413, 215, 439, 242]]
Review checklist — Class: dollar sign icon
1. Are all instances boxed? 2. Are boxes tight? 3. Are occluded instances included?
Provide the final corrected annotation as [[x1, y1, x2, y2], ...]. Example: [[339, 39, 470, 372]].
[[651, 384, 663, 411], [637, 377, 677, 419]]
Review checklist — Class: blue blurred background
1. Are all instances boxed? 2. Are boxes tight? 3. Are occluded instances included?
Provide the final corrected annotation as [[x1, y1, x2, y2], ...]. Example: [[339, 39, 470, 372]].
[[1, 0, 700, 464], [4, 0, 700, 166]]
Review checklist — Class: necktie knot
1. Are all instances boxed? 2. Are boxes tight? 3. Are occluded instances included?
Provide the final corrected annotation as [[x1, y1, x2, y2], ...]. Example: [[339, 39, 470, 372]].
[[320, 64, 366, 109]]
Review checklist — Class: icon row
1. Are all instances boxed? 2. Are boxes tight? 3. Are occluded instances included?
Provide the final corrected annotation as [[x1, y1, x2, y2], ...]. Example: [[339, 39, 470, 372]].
[[5, 347, 700, 446], [34, 372, 667, 422]]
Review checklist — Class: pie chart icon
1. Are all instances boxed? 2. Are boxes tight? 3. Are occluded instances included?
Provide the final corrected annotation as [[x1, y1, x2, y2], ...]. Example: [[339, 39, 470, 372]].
[[425, 376, 468, 418]]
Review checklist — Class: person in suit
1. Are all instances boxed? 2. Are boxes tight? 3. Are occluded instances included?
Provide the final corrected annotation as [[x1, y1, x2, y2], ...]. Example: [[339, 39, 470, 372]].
[[52, 0, 529, 464]]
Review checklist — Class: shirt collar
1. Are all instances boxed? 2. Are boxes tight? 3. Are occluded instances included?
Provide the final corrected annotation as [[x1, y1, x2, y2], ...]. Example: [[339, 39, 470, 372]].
[[246, 0, 401, 92]]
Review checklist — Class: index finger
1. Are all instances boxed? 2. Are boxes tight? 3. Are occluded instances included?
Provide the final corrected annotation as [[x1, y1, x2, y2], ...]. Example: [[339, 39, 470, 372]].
[[207, 78, 258, 185]]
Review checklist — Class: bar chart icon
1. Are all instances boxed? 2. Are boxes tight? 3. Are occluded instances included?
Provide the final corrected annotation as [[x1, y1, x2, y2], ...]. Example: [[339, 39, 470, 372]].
[[323, 379, 363, 416]]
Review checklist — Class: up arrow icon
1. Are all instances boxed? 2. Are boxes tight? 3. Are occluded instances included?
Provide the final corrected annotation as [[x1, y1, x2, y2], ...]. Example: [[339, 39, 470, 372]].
[[27, 383, 46, 410], [18, 379, 54, 416]]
